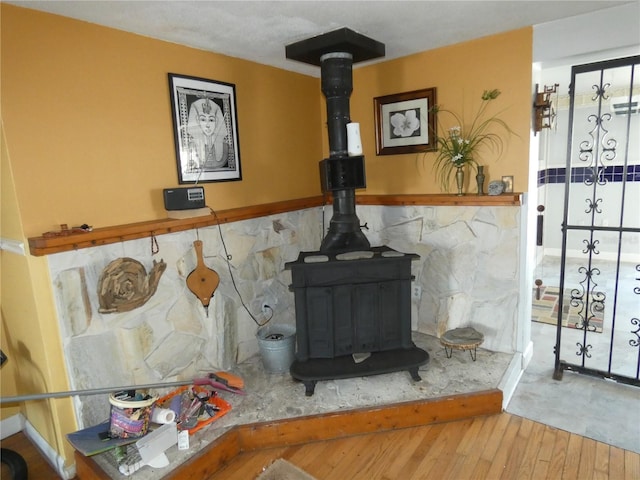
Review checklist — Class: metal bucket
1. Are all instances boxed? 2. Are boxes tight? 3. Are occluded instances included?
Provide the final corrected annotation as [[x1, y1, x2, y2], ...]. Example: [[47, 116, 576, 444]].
[[256, 324, 296, 374]]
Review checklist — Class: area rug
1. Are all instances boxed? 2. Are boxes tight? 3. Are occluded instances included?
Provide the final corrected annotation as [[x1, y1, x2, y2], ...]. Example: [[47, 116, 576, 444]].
[[256, 458, 317, 480], [532, 286, 604, 333]]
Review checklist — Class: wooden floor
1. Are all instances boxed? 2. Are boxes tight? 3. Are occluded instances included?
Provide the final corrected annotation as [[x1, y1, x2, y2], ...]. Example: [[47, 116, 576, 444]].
[[212, 413, 640, 480], [4, 413, 640, 479], [1, 431, 59, 479]]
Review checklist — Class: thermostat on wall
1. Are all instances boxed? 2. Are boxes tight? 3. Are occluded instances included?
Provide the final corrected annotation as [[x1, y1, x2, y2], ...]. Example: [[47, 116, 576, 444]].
[[163, 187, 205, 210]]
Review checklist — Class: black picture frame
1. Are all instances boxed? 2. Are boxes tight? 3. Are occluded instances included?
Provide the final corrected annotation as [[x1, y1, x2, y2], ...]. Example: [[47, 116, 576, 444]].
[[168, 73, 241, 183], [374, 87, 437, 155]]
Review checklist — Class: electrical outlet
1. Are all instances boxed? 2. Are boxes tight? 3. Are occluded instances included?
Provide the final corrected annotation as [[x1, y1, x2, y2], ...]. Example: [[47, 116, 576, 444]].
[[412, 285, 422, 300]]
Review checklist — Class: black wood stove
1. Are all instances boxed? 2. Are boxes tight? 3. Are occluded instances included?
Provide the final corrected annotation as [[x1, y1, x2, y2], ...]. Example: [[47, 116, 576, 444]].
[[285, 29, 429, 396]]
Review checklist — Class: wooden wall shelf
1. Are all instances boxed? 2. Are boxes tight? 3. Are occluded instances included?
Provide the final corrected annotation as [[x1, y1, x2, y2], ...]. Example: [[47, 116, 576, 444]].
[[356, 193, 521, 207], [28, 193, 521, 256]]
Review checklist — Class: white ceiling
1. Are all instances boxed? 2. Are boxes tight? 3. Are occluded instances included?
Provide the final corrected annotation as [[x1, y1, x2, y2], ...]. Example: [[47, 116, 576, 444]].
[[8, 1, 633, 77]]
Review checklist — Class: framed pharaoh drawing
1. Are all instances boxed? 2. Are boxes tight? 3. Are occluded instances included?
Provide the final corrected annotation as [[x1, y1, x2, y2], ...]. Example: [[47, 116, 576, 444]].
[[168, 73, 242, 183], [374, 87, 437, 155]]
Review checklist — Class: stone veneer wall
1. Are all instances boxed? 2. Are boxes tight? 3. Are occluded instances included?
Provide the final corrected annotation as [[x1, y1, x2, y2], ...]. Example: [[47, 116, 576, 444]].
[[357, 205, 521, 348], [47, 204, 522, 428]]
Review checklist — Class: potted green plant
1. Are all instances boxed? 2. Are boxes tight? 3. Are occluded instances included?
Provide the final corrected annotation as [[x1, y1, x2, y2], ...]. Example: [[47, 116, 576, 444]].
[[430, 89, 514, 195]]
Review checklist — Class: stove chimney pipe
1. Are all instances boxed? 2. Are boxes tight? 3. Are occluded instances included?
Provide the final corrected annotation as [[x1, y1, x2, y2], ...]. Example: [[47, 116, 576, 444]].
[[285, 28, 385, 254], [318, 51, 369, 253], [322, 52, 352, 158]]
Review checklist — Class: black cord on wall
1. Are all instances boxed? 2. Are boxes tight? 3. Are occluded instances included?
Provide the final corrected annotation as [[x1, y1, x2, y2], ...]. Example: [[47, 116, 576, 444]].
[[207, 207, 272, 327]]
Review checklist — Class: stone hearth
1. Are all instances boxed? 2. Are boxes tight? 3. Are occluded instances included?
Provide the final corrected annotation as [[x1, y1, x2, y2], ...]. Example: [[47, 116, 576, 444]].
[[86, 331, 513, 478]]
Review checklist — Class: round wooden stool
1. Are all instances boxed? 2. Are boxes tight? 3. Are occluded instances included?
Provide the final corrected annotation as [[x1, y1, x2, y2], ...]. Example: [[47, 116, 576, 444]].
[[440, 327, 484, 361]]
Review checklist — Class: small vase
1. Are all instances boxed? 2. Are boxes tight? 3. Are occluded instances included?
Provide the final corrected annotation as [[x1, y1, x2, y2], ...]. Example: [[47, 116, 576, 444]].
[[455, 166, 465, 196], [476, 165, 485, 195]]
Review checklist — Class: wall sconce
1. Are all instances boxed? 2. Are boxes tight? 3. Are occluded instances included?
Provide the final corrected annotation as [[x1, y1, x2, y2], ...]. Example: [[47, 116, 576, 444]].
[[533, 83, 559, 135]]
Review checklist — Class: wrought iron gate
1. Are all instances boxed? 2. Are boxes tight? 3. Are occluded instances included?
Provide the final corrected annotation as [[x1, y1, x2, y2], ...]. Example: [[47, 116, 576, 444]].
[[554, 55, 640, 387]]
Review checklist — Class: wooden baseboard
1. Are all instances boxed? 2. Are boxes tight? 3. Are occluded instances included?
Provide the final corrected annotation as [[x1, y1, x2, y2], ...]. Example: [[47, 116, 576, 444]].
[[75, 389, 502, 479]]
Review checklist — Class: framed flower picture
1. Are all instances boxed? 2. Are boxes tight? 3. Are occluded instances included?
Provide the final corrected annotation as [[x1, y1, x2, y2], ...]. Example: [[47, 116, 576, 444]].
[[168, 73, 242, 184], [374, 87, 437, 155]]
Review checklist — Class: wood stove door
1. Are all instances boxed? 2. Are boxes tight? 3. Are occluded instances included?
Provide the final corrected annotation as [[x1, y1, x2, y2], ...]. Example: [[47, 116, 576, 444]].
[[299, 280, 409, 360], [334, 284, 381, 356]]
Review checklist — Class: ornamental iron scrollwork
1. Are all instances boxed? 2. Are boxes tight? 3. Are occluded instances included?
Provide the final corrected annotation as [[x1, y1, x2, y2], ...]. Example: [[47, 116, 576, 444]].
[[578, 82, 618, 181], [582, 238, 600, 254], [591, 83, 610, 101], [570, 79, 616, 349], [631, 318, 640, 348], [569, 270, 606, 334], [576, 342, 593, 359], [579, 116, 617, 176], [584, 198, 602, 215], [554, 55, 640, 387], [632, 266, 640, 349]]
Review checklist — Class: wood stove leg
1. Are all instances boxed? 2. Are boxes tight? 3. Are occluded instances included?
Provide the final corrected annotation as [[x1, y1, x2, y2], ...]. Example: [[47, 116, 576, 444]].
[[409, 367, 422, 382], [303, 380, 317, 396]]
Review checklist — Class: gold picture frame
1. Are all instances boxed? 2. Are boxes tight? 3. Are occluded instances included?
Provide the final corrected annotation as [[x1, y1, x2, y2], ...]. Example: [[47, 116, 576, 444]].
[[501, 175, 514, 193]]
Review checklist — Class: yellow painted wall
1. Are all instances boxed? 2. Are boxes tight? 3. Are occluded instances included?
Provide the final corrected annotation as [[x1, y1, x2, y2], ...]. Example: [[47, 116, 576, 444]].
[[350, 28, 532, 194], [1, 5, 324, 239], [1, 123, 22, 422], [2, 122, 77, 464]]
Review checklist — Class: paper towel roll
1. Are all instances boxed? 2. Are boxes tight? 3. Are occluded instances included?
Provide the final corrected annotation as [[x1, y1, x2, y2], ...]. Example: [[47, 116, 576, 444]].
[[346, 122, 362, 156], [151, 407, 176, 424]]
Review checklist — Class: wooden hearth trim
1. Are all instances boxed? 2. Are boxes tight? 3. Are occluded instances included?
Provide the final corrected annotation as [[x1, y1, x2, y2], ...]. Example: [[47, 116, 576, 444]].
[[29, 194, 521, 256], [74, 389, 503, 479]]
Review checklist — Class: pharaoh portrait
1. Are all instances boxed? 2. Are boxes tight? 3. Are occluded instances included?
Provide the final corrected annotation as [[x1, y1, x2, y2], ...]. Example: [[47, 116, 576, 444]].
[[169, 74, 241, 183]]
